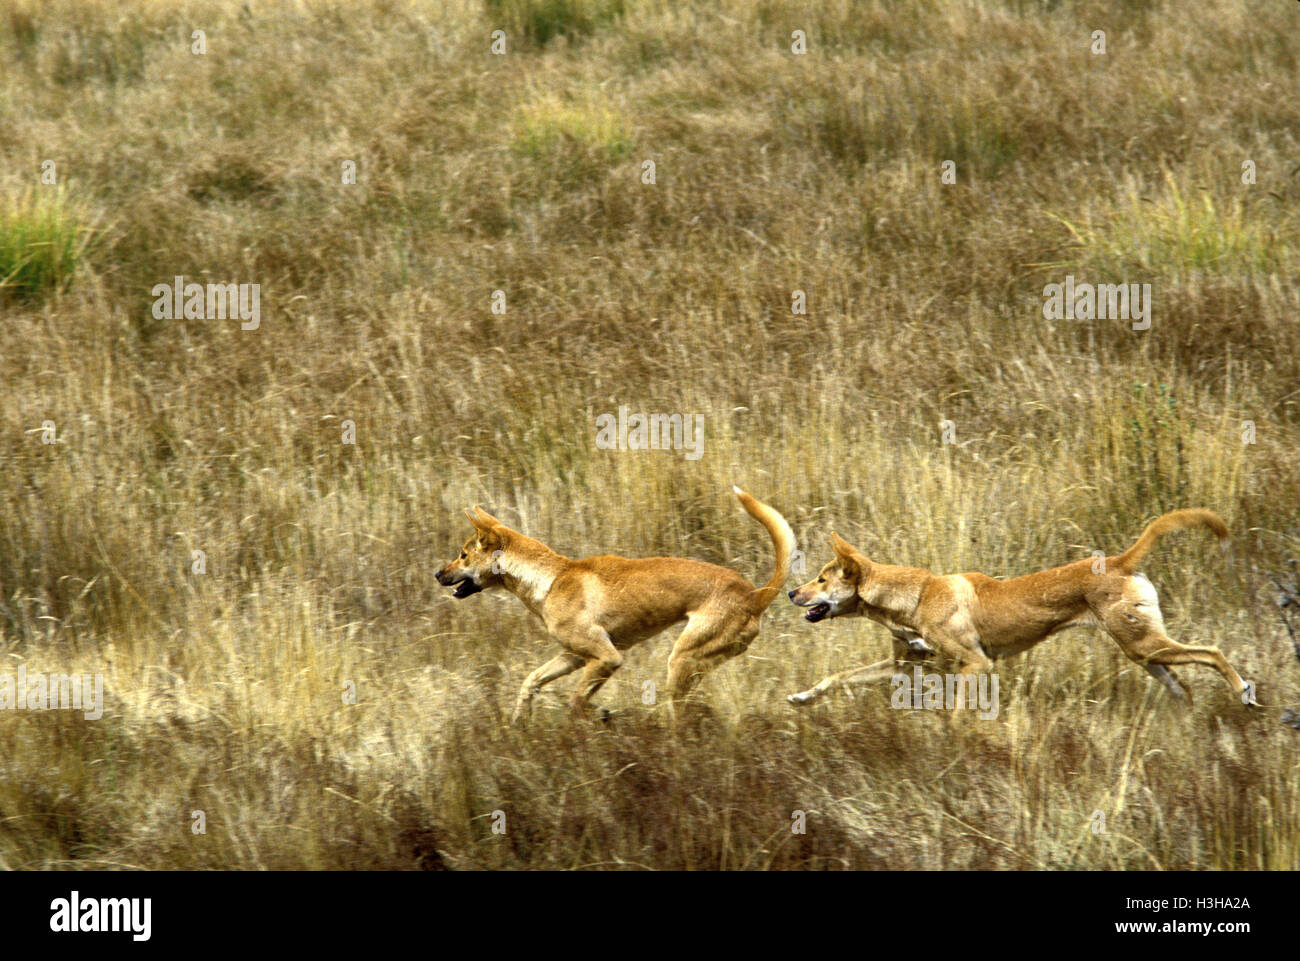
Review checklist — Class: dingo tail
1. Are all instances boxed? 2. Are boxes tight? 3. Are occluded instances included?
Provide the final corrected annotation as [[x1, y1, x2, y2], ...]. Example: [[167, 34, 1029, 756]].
[[1115, 509, 1228, 572], [733, 486, 796, 611]]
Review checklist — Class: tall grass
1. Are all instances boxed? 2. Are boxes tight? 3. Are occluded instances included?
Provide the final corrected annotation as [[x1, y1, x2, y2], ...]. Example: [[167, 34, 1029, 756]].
[[0, 0, 1297, 870]]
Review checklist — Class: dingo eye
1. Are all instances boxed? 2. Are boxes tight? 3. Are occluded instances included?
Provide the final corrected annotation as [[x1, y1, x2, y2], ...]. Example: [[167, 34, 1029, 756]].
[[818, 576, 825, 583], [460, 552, 467, 559]]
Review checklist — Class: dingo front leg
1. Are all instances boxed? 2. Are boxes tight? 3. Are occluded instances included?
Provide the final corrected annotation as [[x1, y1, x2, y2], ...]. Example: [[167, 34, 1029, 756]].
[[788, 658, 897, 706], [561, 625, 623, 716], [511, 652, 584, 725]]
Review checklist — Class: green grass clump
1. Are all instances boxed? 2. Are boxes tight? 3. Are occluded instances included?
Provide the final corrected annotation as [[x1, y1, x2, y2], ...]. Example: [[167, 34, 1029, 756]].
[[484, 0, 625, 47], [0, 186, 91, 303], [1052, 169, 1293, 282], [513, 98, 633, 166]]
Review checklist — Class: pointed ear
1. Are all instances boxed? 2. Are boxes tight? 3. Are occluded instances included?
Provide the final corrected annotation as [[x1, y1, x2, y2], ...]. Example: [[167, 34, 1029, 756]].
[[465, 507, 489, 533], [466, 506, 500, 536], [466, 506, 507, 549], [829, 532, 862, 575], [830, 532, 856, 560], [472, 506, 503, 529]]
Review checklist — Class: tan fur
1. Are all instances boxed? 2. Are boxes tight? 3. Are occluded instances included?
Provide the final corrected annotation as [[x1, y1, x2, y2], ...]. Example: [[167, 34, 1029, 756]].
[[787, 510, 1254, 708], [436, 488, 795, 722]]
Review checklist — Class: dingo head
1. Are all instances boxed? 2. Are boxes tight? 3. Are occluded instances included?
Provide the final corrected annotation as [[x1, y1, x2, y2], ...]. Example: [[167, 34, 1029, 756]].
[[437, 506, 508, 599], [787, 533, 867, 622]]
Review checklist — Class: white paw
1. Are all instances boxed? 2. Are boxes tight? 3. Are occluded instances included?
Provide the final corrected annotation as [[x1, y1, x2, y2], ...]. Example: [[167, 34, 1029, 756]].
[[787, 692, 811, 706]]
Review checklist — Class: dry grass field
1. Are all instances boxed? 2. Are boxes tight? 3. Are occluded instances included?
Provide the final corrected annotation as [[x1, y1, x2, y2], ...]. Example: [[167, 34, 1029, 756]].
[[1, 0, 1298, 870]]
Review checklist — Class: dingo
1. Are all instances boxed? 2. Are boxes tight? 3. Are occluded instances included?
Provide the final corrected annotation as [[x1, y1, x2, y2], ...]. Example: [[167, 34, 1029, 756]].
[[787, 510, 1253, 708], [437, 488, 794, 722]]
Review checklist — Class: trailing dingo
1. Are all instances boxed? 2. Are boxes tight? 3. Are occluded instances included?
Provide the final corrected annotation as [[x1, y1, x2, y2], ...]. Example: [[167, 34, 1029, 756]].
[[787, 510, 1254, 709]]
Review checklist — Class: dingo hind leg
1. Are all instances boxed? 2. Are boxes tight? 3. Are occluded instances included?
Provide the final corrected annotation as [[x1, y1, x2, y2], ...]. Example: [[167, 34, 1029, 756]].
[[1116, 628, 1249, 702], [665, 612, 760, 702], [1094, 578, 1251, 702]]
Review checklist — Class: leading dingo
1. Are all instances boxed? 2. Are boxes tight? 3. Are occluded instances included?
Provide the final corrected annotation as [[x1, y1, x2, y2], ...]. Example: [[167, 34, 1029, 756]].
[[787, 510, 1254, 708], [436, 488, 794, 722]]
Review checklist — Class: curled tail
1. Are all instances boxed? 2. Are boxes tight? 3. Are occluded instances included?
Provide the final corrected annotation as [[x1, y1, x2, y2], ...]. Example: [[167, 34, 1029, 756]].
[[1114, 509, 1228, 572], [733, 486, 795, 611]]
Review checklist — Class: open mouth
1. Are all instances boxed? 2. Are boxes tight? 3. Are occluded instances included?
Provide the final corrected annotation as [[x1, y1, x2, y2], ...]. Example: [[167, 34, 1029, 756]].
[[805, 602, 832, 623], [451, 579, 483, 599]]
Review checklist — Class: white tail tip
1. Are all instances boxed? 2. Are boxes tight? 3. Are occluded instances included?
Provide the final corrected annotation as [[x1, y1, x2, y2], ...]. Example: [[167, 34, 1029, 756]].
[[732, 485, 744, 495]]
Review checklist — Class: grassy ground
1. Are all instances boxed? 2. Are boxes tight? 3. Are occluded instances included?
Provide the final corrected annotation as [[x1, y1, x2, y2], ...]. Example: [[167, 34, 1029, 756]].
[[0, 0, 1298, 869]]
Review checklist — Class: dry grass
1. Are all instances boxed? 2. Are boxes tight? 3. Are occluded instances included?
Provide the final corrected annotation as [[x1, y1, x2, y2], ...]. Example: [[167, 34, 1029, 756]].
[[0, 0, 1298, 870]]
